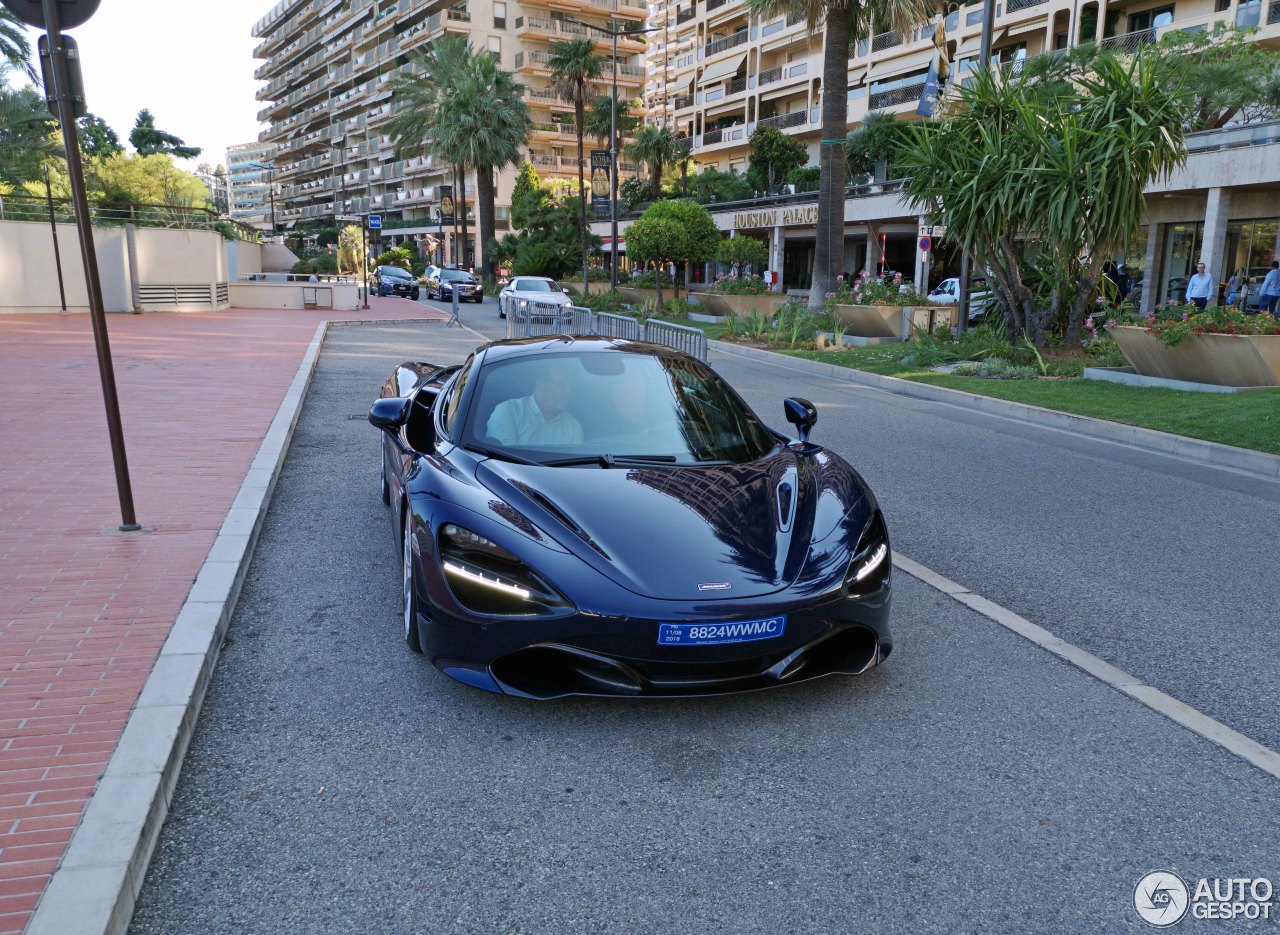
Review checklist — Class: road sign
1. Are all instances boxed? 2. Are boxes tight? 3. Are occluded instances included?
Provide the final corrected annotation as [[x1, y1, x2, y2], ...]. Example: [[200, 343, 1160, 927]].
[[368, 215, 382, 230], [335, 214, 360, 222], [1, 0, 100, 28], [919, 236, 932, 252], [918, 224, 948, 238]]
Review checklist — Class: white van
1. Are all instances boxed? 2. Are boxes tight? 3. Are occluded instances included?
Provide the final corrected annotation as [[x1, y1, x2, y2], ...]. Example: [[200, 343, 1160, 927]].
[[928, 277, 994, 323]]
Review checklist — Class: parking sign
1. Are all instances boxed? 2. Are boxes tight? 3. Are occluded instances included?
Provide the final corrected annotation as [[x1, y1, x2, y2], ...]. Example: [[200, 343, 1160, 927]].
[[368, 215, 382, 230]]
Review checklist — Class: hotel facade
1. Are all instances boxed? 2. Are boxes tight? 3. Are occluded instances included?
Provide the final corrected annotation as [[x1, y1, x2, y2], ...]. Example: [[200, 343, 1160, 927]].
[[602, 0, 1280, 309], [252, 0, 649, 262]]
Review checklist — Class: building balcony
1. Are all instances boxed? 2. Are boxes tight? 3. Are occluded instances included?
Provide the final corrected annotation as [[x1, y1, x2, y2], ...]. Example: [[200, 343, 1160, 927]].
[[676, 4, 696, 24], [704, 27, 749, 57], [754, 110, 807, 132]]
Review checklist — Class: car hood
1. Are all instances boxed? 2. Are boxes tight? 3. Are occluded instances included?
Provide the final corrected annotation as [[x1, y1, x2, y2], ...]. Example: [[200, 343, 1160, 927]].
[[509, 291, 571, 304], [474, 448, 867, 600]]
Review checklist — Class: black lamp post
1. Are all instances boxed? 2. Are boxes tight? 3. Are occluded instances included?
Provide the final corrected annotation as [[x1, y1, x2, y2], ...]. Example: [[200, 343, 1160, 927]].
[[561, 17, 662, 292]]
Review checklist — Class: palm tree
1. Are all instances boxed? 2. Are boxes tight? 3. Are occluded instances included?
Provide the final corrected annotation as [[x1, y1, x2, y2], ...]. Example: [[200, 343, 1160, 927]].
[[1, 11, 38, 85], [745, 0, 933, 309], [388, 39, 531, 281], [626, 124, 677, 202], [548, 37, 603, 292], [0, 81, 61, 188]]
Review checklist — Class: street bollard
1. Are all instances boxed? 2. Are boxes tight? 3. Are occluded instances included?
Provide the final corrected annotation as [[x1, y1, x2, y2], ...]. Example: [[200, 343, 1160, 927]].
[[448, 289, 460, 328]]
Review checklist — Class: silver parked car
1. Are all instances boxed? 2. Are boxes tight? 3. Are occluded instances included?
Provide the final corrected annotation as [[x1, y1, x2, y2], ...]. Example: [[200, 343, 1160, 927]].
[[498, 276, 573, 320]]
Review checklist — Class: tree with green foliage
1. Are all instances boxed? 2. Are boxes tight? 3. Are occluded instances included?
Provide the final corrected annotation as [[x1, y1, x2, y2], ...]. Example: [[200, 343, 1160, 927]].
[[510, 160, 546, 230], [0, 12, 37, 84], [548, 37, 603, 291], [496, 194, 598, 278], [129, 109, 201, 159], [716, 235, 769, 276], [376, 245, 413, 269], [86, 152, 209, 206], [618, 175, 650, 213], [77, 113, 124, 160], [585, 94, 640, 147], [0, 83, 60, 188], [745, 0, 933, 309], [691, 166, 754, 204], [626, 124, 678, 202], [844, 110, 906, 182], [746, 126, 807, 195], [337, 225, 366, 275], [390, 38, 532, 281], [625, 199, 721, 305], [898, 53, 1188, 347]]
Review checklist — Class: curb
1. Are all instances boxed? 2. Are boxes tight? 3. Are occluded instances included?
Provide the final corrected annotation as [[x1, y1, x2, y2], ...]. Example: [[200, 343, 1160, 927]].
[[26, 322, 332, 935], [709, 340, 1280, 481]]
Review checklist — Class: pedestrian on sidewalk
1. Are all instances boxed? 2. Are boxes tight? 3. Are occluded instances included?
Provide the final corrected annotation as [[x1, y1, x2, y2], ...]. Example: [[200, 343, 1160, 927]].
[[1226, 267, 1245, 307], [1258, 261, 1280, 316], [1185, 262, 1214, 310]]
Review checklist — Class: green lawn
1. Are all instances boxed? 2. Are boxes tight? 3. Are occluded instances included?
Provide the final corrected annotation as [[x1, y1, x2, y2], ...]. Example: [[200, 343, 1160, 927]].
[[663, 320, 1280, 455]]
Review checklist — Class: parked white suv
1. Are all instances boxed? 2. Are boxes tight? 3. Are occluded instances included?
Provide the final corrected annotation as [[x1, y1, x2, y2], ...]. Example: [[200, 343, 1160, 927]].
[[928, 277, 995, 323]]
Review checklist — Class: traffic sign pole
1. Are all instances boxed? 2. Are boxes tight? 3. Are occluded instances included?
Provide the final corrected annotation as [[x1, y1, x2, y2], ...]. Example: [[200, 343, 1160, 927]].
[[33, 0, 140, 531]]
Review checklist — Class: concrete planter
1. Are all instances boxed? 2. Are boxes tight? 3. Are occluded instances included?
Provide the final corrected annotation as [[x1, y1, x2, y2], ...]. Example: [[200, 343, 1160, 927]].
[[697, 293, 787, 319], [617, 286, 662, 306], [830, 303, 911, 339], [1108, 325, 1280, 388]]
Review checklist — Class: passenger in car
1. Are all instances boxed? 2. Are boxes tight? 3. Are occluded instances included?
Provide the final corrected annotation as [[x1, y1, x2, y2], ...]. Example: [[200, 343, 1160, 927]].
[[486, 360, 584, 446]]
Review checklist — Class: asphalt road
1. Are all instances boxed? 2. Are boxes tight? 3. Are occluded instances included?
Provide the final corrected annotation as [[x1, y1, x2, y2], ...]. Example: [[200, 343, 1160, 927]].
[[129, 315, 1279, 934]]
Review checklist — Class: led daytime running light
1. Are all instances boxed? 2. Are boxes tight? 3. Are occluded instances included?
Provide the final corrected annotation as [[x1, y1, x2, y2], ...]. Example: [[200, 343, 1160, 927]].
[[444, 561, 531, 599], [852, 542, 888, 582]]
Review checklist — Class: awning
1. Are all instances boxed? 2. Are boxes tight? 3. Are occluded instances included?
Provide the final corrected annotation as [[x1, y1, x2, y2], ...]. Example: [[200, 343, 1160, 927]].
[[869, 47, 935, 81], [847, 65, 868, 85], [699, 53, 747, 85], [955, 34, 982, 55], [670, 72, 695, 93], [602, 238, 626, 253], [1007, 19, 1045, 37]]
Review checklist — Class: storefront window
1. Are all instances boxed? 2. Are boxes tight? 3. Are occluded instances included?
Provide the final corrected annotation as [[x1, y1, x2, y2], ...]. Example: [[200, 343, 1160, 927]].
[[1161, 222, 1201, 304], [1222, 218, 1279, 310]]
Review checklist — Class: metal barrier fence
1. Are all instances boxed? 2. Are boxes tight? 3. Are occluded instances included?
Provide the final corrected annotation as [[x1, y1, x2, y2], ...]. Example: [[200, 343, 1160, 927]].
[[505, 305, 708, 361], [0, 194, 262, 241]]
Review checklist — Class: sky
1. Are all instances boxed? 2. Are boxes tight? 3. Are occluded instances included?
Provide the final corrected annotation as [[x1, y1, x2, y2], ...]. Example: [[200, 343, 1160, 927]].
[[15, 0, 269, 168]]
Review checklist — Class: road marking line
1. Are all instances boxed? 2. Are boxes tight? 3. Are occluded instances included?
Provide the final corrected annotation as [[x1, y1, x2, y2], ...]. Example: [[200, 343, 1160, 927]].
[[892, 551, 1280, 782]]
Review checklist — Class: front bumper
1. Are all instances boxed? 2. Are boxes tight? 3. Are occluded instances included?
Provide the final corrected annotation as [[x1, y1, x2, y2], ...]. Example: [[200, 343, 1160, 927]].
[[416, 579, 892, 699]]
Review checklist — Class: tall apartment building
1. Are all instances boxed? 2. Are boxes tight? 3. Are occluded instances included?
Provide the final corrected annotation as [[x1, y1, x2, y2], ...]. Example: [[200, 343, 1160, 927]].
[[644, 0, 674, 126], [227, 141, 279, 231], [252, 0, 648, 262], [605, 0, 1280, 305]]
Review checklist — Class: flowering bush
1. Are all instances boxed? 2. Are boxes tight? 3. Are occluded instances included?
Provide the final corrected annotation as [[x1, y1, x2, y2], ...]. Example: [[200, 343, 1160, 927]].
[[628, 269, 673, 288], [827, 277, 929, 307], [1108, 304, 1280, 346], [709, 273, 771, 295]]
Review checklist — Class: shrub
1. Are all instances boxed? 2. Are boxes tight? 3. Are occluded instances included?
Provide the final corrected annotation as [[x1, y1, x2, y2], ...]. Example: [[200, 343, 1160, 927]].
[[581, 290, 626, 312], [291, 260, 316, 275], [831, 277, 929, 307], [586, 267, 612, 282], [663, 298, 691, 319], [628, 269, 674, 288], [1109, 304, 1280, 346], [710, 274, 771, 295]]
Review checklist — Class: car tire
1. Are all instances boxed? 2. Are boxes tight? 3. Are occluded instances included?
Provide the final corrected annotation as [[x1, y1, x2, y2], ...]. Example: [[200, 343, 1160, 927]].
[[412, 289, 420, 301], [401, 513, 424, 654]]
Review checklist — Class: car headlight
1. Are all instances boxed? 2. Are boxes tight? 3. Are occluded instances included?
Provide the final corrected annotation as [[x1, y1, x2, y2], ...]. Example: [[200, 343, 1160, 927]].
[[844, 512, 890, 594], [439, 523, 571, 617]]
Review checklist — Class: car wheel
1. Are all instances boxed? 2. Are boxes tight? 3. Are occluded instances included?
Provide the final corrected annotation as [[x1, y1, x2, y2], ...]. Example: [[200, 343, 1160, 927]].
[[402, 513, 424, 654], [412, 289, 420, 301]]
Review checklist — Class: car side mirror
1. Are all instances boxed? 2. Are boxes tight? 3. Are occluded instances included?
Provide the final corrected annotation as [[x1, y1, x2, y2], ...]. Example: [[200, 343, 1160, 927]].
[[369, 397, 411, 433], [784, 397, 817, 445]]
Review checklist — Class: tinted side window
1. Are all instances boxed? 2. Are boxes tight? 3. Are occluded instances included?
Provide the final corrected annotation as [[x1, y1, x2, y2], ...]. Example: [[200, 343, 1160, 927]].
[[439, 357, 475, 438]]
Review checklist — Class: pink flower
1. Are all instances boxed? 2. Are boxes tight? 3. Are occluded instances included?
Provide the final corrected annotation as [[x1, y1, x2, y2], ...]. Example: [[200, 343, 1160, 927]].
[[1106, 319, 1117, 330], [1181, 313, 1189, 321]]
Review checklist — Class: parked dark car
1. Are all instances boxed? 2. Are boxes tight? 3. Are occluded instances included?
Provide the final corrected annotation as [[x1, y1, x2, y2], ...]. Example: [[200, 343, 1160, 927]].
[[373, 265, 420, 300], [369, 336, 893, 699], [425, 267, 482, 303]]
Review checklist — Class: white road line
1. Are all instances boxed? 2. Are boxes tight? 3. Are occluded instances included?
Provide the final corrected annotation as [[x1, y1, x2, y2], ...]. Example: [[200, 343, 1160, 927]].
[[892, 551, 1280, 782]]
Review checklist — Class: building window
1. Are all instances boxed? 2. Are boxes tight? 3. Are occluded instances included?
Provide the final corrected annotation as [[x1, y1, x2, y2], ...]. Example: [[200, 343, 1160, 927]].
[[489, 36, 501, 55], [1128, 4, 1174, 32], [494, 2, 506, 28]]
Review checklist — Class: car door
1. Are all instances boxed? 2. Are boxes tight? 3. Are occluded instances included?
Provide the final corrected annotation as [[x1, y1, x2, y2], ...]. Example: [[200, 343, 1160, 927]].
[[385, 365, 460, 506]]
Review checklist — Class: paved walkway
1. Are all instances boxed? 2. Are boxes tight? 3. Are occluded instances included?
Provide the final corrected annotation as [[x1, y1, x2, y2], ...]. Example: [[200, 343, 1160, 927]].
[[0, 299, 447, 934]]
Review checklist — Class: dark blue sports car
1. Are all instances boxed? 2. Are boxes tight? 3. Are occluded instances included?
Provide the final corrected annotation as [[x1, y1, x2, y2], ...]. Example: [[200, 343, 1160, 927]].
[[370, 336, 892, 699]]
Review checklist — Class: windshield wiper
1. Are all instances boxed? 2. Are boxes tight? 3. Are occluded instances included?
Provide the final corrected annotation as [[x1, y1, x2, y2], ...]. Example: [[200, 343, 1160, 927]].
[[541, 454, 680, 468], [466, 444, 541, 465]]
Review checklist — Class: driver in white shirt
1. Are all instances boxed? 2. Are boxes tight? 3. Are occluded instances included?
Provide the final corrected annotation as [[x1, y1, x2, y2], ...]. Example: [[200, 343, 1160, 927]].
[[486, 360, 584, 446]]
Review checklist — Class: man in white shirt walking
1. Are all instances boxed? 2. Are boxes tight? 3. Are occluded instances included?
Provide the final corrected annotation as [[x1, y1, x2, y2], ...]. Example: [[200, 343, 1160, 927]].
[[1258, 261, 1280, 316], [1185, 262, 1214, 310]]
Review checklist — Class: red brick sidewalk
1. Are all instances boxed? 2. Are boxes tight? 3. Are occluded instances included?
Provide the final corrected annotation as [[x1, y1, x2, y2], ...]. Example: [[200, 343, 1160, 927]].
[[0, 299, 448, 933]]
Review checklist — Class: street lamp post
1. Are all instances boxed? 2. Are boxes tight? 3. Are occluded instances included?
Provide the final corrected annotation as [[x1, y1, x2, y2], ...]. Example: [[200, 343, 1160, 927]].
[[562, 18, 662, 292]]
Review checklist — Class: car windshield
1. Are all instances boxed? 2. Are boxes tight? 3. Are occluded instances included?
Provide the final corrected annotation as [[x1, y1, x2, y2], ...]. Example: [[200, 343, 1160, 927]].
[[516, 279, 559, 293], [442, 270, 473, 281], [460, 350, 777, 466], [381, 268, 413, 279]]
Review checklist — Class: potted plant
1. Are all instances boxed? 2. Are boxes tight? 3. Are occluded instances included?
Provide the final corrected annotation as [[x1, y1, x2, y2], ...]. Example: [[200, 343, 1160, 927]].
[[1106, 305, 1280, 387]]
